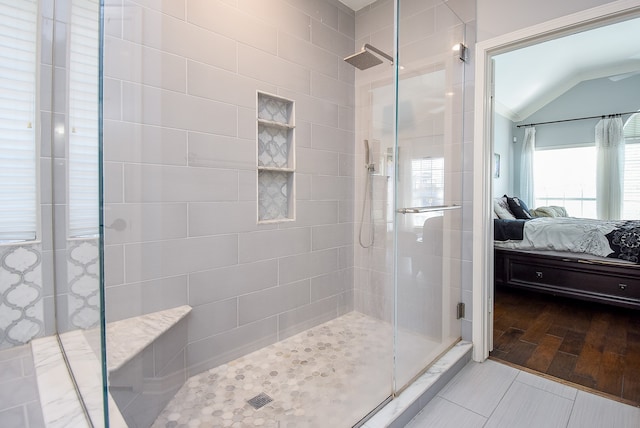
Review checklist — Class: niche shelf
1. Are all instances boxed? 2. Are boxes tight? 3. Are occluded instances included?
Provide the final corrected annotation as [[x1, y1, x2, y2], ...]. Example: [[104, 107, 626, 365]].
[[257, 92, 295, 223]]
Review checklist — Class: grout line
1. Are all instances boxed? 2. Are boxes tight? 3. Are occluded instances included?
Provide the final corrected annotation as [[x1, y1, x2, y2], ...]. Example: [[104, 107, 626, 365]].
[[438, 395, 489, 422], [483, 363, 519, 423]]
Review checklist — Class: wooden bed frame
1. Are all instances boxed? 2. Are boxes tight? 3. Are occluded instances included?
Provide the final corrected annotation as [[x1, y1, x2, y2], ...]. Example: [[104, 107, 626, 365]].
[[494, 248, 640, 310]]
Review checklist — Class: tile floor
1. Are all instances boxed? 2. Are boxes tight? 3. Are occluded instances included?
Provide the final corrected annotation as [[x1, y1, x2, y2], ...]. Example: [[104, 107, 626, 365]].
[[0, 344, 45, 428], [406, 359, 640, 428], [153, 312, 396, 428], [4, 324, 637, 428], [153, 311, 454, 428]]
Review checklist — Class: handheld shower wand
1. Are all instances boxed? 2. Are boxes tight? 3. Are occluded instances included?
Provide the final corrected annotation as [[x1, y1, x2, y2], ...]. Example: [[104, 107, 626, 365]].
[[359, 140, 375, 248], [364, 139, 375, 173], [364, 139, 370, 164]]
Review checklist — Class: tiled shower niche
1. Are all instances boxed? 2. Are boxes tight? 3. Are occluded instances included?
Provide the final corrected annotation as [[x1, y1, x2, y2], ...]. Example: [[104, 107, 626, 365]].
[[257, 92, 295, 222]]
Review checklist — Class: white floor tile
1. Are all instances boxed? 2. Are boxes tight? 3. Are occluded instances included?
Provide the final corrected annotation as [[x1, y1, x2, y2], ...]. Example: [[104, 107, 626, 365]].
[[409, 360, 639, 428], [567, 391, 640, 428], [405, 396, 487, 428], [485, 380, 573, 428], [437, 360, 518, 417], [515, 370, 578, 400]]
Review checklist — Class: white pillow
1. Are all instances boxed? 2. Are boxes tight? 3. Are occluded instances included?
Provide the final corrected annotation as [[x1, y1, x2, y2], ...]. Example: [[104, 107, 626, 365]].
[[493, 197, 516, 219], [530, 205, 568, 218]]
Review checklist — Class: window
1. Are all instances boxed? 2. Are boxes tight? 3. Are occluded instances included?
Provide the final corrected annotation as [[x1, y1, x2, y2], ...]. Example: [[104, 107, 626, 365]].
[[623, 113, 640, 219], [0, 0, 39, 242], [410, 157, 444, 227], [533, 146, 597, 218], [68, 0, 100, 237]]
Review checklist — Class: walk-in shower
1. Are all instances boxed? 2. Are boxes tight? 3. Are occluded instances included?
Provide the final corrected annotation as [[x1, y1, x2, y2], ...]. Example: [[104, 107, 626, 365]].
[[0, 0, 468, 426]]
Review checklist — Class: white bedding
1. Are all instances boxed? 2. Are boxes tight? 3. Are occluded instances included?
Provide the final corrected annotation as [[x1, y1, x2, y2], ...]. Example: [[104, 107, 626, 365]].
[[494, 217, 620, 258]]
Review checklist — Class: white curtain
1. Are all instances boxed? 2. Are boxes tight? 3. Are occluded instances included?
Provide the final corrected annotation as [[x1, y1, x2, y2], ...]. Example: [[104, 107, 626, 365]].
[[596, 117, 625, 220], [520, 127, 535, 207]]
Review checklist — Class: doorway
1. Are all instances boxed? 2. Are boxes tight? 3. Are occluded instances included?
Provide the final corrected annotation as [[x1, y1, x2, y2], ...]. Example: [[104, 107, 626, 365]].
[[472, 0, 640, 401]]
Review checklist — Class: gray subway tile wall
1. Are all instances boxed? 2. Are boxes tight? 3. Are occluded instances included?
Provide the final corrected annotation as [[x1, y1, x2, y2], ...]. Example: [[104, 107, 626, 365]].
[[103, 121, 188, 166], [187, 133, 257, 170], [103, 0, 357, 377], [105, 203, 188, 244], [187, 298, 238, 342], [238, 228, 311, 263], [106, 276, 189, 322], [278, 248, 340, 285], [188, 201, 274, 236], [121, 165, 239, 203], [123, 235, 239, 283], [188, 260, 279, 306], [238, 279, 312, 325], [185, 316, 280, 377], [104, 37, 188, 93]]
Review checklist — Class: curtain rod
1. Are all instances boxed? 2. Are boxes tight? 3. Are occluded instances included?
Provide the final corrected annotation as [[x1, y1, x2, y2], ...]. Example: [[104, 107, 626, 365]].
[[516, 110, 638, 128]]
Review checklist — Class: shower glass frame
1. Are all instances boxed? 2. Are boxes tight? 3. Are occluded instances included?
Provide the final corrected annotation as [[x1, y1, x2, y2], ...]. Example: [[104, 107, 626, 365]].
[[89, 0, 465, 425], [391, 0, 465, 393], [45, 0, 110, 426]]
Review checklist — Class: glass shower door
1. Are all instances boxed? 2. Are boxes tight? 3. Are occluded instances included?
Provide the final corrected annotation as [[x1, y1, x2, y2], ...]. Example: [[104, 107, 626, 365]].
[[393, 1, 465, 390]]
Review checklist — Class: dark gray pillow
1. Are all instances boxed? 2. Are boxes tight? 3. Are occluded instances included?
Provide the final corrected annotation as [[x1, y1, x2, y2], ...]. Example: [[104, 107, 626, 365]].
[[506, 196, 532, 219]]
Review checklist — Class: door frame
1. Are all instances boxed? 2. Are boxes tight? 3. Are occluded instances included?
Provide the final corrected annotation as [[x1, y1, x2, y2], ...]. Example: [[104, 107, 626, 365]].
[[471, 0, 640, 362]]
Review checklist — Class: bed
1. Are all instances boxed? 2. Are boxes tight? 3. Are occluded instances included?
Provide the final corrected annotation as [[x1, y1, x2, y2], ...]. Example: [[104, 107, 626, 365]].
[[493, 198, 640, 309]]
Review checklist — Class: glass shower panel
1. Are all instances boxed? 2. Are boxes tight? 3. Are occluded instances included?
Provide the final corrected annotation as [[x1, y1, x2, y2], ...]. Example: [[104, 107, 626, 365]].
[[53, 0, 109, 425], [352, 0, 398, 420], [393, 1, 465, 390], [101, 0, 395, 426]]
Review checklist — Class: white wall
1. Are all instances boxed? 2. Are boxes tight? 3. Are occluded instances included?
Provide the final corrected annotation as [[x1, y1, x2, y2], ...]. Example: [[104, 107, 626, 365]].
[[477, 0, 620, 41]]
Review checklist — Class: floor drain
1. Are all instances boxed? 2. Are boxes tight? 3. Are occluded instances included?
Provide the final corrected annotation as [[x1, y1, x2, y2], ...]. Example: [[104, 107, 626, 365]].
[[247, 392, 273, 410]]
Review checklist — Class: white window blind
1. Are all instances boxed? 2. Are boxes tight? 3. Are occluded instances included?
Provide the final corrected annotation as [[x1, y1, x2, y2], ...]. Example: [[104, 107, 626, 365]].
[[0, 0, 38, 242], [624, 112, 640, 143], [623, 113, 640, 219], [68, 0, 99, 237]]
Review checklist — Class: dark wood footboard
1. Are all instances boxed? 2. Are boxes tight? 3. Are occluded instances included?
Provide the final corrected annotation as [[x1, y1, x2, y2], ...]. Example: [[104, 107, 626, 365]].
[[494, 248, 640, 310]]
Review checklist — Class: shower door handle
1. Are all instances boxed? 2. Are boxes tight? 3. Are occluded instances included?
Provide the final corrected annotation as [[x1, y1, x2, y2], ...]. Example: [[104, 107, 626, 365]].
[[396, 205, 461, 214]]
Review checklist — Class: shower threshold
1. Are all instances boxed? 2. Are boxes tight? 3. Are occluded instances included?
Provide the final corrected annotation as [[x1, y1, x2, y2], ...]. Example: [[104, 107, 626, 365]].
[[153, 311, 443, 428]]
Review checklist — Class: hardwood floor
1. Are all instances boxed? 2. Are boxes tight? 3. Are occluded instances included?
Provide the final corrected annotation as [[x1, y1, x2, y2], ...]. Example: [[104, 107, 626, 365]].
[[490, 285, 640, 406]]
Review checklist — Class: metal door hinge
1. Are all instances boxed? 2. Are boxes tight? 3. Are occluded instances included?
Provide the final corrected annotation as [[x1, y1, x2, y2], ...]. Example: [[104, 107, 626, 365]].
[[456, 302, 465, 319], [454, 43, 468, 62]]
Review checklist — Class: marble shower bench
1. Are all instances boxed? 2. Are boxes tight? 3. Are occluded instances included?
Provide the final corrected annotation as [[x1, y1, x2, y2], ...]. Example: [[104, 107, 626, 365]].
[[106, 305, 191, 372], [31, 305, 191, 427], [107, 305, 192, 427]]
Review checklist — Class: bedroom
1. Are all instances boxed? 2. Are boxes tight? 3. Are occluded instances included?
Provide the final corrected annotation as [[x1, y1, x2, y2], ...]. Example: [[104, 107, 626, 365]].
[[488, 15, 640, 405]]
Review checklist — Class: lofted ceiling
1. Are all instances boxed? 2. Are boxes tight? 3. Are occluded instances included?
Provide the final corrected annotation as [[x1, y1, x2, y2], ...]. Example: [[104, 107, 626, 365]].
[[493, 16, 640, 122]]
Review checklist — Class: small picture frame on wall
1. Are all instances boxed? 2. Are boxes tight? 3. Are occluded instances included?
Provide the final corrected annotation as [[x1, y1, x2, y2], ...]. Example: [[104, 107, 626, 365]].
[[494, 153, 500, 178]]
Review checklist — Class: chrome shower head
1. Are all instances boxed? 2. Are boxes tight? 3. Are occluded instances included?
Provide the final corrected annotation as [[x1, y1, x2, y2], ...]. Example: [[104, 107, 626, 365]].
[[344, 50, 383, 70], [344, 43, 393, 70]]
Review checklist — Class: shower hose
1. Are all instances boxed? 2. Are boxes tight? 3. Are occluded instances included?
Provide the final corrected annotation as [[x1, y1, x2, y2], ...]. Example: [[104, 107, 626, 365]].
[[359, 167, 375, 248]]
